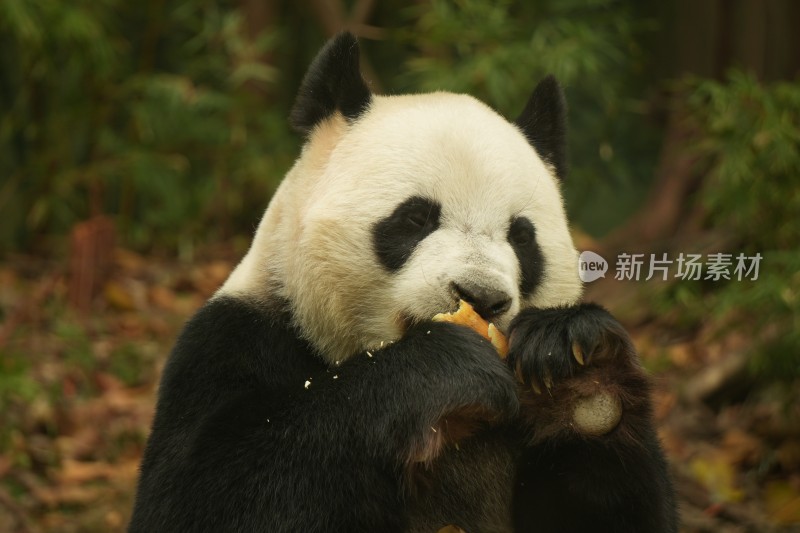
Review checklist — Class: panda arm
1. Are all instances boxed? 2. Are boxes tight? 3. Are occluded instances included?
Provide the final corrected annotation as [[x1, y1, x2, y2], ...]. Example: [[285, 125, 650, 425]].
[[130, 296, 517, 533], [508, 304, 678, 533]]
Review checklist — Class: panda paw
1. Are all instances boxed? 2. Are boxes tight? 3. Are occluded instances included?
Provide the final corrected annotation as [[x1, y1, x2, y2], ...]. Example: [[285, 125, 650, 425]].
[[507, 303, 646, 439], [507, 303, 630, 388]]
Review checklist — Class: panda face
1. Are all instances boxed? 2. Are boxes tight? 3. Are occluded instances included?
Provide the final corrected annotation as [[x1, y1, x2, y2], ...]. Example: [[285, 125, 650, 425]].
[[219, 35, 582, 364], [219, 93, 581, 363]]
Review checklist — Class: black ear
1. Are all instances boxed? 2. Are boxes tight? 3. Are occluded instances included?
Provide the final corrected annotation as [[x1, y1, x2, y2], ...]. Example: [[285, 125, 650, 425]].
[[514, 75, 568, 181], [289, 32, 372, 134]]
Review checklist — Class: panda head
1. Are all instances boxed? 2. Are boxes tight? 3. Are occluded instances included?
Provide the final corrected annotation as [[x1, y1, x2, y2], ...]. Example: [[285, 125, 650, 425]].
[[220, 33, 582, 363]]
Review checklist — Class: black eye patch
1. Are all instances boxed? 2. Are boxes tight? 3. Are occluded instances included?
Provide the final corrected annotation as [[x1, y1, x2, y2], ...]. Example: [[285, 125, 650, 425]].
[[507, 216, 544, 297], [372, 196, 441, 272]]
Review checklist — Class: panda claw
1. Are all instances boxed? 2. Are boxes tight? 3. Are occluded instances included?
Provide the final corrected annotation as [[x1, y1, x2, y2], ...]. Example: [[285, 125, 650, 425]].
[[543, 369, 553, 392], [572, 341, 585, 366]]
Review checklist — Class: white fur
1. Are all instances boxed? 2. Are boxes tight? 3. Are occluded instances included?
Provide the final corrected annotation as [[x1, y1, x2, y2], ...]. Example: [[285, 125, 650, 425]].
[[219, 93, 582, 363]]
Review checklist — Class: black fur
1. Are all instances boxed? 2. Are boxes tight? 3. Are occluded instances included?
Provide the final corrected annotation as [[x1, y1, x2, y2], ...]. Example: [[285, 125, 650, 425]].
[[513, 436, 676, 533], [508, 304, 678, 532], [129, 296, 519, 532], [372, 196, 442, 272], [507, 216, 545, 298], [289, 32, 372, 134], [514, 75, 568, 181], [406, 428, 519, 532], [129, 299, 677, 533]]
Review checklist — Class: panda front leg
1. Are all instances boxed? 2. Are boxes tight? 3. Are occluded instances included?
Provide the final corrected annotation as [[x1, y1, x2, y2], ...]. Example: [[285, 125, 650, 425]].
[[256, 321, 519, 533], [507, 303, 678, 533]]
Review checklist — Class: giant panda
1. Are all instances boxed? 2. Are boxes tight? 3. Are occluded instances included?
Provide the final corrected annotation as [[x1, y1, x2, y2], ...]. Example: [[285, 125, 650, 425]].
[[129, 33, 677, 533]]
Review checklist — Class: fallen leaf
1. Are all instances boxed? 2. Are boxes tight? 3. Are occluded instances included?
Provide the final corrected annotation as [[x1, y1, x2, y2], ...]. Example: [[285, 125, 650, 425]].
[[690, 453, 744, 503], [667, 342, 695, 368], [765, 480, 800, 524], [721, 428, 762, 466], [104, 281, 136, 311], [148, 285, 176, 311], [35, 485, 100, 508], [57, 460, 117, 484], [114, 248, 146, 274], [777, 440, 800, 471]]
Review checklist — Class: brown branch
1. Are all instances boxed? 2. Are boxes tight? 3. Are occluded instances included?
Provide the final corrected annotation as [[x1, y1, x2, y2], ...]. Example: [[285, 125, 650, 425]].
[[600, 109, 703, 255], [68, 216, 116, 313]]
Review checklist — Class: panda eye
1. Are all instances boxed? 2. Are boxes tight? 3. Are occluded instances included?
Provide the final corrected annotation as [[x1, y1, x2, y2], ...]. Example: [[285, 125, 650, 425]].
[[373, 196, 442, 272], [508, 218, 534, 247], [405, 209, 431, 229]]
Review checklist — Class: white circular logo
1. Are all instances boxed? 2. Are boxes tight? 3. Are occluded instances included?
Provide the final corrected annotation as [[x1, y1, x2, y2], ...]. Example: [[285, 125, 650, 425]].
[[578, 251, 608, 282]]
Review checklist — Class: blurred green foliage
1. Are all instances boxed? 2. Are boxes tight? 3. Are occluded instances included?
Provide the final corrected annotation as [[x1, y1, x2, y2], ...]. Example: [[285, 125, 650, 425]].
[[659, 72, 800, 379], [687, 72, 800, 251], [1, 0, 661, 254], [0, 0, 294, 252]]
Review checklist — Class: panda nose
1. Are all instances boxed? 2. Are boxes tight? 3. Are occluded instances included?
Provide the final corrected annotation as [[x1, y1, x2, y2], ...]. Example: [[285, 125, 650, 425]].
[[450, 282, 512, 321]]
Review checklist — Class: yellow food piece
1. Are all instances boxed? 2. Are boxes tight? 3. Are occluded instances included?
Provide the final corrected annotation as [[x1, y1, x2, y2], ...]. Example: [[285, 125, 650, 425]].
[[433, 300, 509, 358]]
